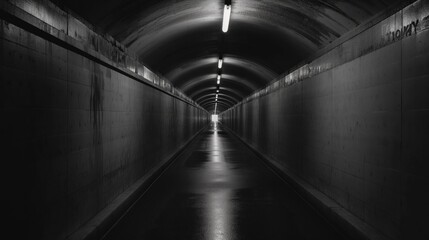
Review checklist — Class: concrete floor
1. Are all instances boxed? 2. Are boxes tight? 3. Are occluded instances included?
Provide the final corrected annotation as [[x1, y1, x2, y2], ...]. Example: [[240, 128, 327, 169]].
[[102, 122, 346, 240]]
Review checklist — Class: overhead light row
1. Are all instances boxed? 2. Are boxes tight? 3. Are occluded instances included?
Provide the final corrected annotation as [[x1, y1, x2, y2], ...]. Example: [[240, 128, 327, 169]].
[[215, 62, 221, 113], [215, 1, 231, 113], [215, 59, 221, 112]]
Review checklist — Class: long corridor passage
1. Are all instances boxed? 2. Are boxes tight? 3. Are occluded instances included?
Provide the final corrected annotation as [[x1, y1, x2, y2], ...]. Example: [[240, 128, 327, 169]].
[[103, 123, 346, 240]]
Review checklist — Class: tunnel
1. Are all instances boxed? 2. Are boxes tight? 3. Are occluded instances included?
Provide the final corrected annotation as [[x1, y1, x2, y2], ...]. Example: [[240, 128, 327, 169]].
[[1, 0, 428, 239]]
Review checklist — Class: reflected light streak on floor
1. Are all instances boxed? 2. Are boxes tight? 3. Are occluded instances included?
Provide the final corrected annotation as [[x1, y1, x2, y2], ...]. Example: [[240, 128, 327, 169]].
[[207, 121, 233, 240], [210, 122, 221, 162], [206, 190, 233, 240]]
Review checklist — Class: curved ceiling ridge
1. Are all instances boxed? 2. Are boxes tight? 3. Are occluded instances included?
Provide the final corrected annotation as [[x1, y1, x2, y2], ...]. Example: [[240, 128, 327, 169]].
[[57, 0, 397, 112]]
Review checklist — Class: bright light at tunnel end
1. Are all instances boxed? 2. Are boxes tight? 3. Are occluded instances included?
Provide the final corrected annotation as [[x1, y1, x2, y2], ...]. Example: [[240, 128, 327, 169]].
[[222, 4, 231, 33]]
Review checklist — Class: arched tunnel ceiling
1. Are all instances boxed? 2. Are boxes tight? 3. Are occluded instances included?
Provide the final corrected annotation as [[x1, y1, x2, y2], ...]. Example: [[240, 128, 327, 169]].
[[56, 0, 401, 112]]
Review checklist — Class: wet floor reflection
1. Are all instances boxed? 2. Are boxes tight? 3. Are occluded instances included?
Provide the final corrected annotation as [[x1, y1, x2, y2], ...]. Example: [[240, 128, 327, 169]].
[[103, 123, 346, 240], [209, 124, 221, 162], [206, 122, 233, 240], [206, 190, 234, 240]]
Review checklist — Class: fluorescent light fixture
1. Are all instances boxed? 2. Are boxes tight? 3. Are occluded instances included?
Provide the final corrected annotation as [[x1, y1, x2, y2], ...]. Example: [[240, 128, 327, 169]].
[[217, 90, 219, 93], [217, 79, 220, 84], [218, 59, 223, 69], [216, 94, 218, 98], [222, 4, 231, 33]]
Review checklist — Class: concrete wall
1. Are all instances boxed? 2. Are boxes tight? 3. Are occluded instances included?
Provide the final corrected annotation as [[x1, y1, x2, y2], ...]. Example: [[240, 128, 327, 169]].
[[1, 2, 209, 239], [221, 1, 429, 240]]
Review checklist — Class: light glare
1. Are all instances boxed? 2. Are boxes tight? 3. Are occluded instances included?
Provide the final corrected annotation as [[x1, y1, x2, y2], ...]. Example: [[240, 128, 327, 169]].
[[222, 5, 231, 33], [218, 59, 223, 68]]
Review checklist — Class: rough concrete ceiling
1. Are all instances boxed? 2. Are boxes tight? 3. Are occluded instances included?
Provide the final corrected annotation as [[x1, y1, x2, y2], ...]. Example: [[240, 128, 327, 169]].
[[55, 0, 400, 112]]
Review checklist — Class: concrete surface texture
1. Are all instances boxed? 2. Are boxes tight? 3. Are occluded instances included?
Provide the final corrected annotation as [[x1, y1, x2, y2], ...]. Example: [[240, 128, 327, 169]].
[[221, 1, 429, 240], [1, 13, 209, 240]]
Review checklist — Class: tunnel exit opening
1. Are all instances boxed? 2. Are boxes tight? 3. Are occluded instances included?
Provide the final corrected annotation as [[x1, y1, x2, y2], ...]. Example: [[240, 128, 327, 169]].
[[211, 114, 219, 122]]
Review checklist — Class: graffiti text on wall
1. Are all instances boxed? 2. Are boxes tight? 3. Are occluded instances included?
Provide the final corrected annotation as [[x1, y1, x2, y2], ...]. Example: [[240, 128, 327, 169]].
[[386, 20, 419, 42]]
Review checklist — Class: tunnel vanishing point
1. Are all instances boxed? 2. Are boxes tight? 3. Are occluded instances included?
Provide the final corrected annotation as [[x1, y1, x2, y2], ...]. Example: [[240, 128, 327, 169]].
[[1, 0, 429, 240]]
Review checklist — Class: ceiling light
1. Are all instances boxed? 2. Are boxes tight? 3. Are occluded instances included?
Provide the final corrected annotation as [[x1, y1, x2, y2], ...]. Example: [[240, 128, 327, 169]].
[[217, 90, 219, 93], [222, 4, 231, 33], [218, 59, 223, 69]]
